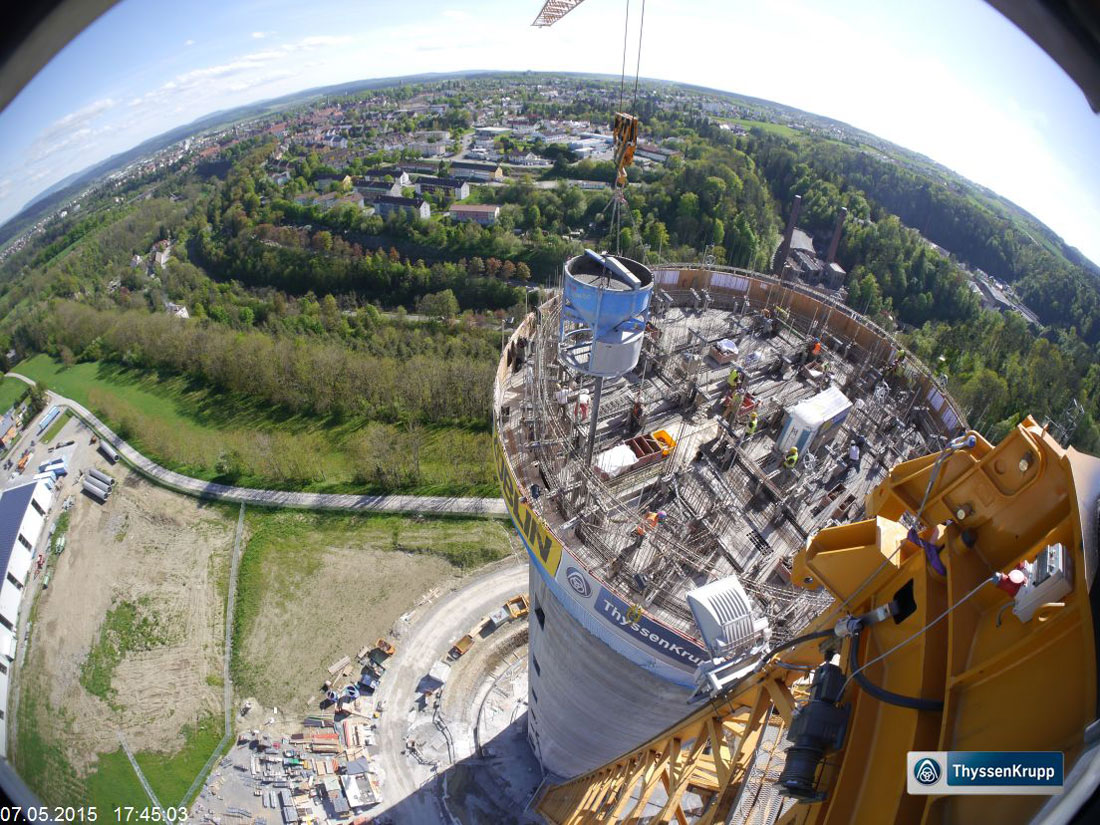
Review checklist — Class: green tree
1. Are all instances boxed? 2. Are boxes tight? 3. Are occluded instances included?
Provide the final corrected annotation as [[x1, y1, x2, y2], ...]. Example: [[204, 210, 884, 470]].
[[26, 382, 48, 417], [418, 289, 459, 320]]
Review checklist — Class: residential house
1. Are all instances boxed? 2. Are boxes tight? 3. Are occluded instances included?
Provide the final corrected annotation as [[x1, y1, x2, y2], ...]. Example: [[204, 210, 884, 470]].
[[449, 160, 504, 182], [152, 240, 172, 269], [504, 152, 548, 167], [315, 175, 352, 192], [356, 180, 403, 201], [448, 203, 500, 226], [410, 140, 448, 157], [165, 302, 190, 320], [361, 167, 411, 186], [374, 196, 431, 220], [414, 176, 469, 200], [333, 192, 365, 209], [474, 126, 511, 140], [401, 160, 443, 175], [0, 412, 18, 450]]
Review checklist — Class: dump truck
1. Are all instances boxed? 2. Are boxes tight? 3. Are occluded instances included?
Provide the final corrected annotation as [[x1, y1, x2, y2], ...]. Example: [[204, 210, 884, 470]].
[[505, 594, 530, 620], [16, 453, 29, 472], [449, 634, 475, 660], [375, 638, 396, 657]]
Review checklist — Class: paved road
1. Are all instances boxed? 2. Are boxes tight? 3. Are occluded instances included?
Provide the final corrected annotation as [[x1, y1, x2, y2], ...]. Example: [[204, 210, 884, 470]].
[[372, 561, 529, 824], [5, 373, 506, 518]]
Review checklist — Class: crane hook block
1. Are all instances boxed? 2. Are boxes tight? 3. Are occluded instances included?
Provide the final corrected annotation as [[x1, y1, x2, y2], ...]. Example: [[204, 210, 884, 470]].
[[613, 112, 640, 187]]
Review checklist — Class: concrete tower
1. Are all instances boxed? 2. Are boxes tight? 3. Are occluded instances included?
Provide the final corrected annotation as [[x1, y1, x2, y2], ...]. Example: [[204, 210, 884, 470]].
[[493, 257, 966, 779]]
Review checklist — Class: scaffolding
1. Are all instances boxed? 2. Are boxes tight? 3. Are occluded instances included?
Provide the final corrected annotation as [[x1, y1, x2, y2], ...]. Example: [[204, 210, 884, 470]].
[[496, 267, 963, 647]]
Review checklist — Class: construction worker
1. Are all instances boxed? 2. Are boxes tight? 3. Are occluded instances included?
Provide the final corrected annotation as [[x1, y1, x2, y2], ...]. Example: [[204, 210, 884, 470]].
[[784, 446, 800, 469], [744, 411, 759, 438], [727, 367, 744, 390], [632, 511, 659, 550], [628, 399, 645, 435], [848, 441, 862, 473], [804, 337, 822, 365], [555, 383, 569, 409], [723, 389, 743, 422], [575, 391, 590, 420]]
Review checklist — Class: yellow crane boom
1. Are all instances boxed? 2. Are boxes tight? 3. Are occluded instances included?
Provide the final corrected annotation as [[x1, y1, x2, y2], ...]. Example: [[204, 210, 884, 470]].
[[535, 417, 1100, 824]]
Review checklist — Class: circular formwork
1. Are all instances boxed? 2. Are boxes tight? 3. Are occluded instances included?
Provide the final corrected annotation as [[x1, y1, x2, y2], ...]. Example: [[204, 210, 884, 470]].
[[495, 264, 966, 776]]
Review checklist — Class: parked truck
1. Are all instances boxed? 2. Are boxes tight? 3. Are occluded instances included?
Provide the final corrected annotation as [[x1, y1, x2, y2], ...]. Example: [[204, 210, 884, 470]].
[[448, 634, 475, 660], [505, 594, 530, 620], [375, 638, 396, 657]]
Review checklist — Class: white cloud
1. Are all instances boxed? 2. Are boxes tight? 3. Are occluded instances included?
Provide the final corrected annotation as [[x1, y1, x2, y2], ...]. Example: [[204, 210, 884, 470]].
[[184, 39, 195, 46], [25, 98, 119, 164], [252, 30, 274, 39]]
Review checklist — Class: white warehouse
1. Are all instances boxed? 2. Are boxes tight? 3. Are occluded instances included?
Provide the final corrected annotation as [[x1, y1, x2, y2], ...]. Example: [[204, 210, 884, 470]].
[[0, 479, 52, 756]]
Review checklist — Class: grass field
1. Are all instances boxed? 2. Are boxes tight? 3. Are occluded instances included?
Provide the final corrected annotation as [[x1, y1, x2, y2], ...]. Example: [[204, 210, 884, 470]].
[[232, 509, 513, 704], [14, 355, 497, 496], [16, 668, 217, 810], [135, 714, 225, 806], [79, 598, 173, 704], [725, 117, 799, 137], [0, 376, 26, 413], [41, 409, 71, 442]]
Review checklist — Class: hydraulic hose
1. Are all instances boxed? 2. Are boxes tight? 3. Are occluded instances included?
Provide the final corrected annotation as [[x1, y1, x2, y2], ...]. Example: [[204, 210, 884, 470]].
[[761, 628, 836, 665], [847, 630, 944, 711]]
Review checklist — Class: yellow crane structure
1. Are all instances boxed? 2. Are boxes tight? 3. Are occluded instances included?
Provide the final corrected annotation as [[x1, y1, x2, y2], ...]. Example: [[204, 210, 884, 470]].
[[535, 417, 1100, 824]]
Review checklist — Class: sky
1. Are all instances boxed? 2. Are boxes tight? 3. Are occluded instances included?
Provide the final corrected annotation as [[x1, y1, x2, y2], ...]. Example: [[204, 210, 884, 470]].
[[0, 0, 1098, 265]]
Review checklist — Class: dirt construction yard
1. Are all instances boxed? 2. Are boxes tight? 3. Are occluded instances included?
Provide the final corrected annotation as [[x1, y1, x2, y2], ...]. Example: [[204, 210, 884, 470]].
[[233, 511, 518, 720], [22, 457, 235, 773]]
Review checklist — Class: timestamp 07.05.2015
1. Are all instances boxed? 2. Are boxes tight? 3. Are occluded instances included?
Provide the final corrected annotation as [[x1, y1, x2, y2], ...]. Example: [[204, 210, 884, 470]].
[[0, 808, 189, 822]]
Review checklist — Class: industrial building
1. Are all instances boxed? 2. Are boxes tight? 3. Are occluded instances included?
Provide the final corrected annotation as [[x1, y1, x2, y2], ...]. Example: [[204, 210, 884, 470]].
[[773, 195, 849, 291], [0, 479, 52, 757], [494, 252, 965, 777]]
